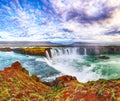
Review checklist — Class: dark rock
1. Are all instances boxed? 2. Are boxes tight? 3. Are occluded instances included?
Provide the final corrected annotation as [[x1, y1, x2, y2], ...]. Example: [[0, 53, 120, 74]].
[[42, 81, 51, 86], [31, 75, 41, 82], [98, 56, 110, 59], [51, 75, 78, 87], [21, 68, 29, 75]]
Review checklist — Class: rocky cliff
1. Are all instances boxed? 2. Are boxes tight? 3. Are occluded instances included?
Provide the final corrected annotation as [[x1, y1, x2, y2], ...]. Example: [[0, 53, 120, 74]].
[[0, 62, 120, 101], [13, 47, 51, 57]]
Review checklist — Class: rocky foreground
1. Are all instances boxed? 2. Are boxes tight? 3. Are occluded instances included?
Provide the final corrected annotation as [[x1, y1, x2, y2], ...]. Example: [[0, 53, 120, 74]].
[[0, 62, 120, 101]]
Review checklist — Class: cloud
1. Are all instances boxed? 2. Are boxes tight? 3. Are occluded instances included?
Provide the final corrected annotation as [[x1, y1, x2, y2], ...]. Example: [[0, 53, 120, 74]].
[[66, 7, 114, 24], [105, 28, 120, 35], [0, 0, 120, 42]]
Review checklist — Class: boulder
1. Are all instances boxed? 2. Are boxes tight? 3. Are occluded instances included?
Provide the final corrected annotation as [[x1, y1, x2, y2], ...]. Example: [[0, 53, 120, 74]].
[[98, 55, 110, 59], [51, 75, 78, 87], [11, 61, 22, 69]]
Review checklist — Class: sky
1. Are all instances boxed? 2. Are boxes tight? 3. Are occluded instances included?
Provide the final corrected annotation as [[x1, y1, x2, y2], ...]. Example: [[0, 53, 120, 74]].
[[0, 0, 120, 43]]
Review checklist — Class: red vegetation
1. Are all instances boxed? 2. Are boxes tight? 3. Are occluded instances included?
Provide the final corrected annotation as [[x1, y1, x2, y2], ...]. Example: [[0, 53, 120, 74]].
[[0, 61, 120, 101]]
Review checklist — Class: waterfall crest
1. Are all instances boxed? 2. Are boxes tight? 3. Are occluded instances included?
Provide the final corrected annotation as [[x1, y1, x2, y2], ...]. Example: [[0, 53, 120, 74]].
[[46, 47, 87, 59]]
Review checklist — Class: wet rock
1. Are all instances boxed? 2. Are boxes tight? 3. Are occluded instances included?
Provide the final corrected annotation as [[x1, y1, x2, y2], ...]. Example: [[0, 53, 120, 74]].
[[51, 75, 78, 87], [98, 55, 110, 59]]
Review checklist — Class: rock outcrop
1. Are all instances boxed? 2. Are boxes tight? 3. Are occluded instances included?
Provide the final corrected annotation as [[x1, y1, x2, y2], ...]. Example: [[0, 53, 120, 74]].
[[0, 61, 50, 101], [13, 47, 51, 57], [0, 48, 12, 52], [98, 55, 110, 59], [0, 62, 120, 101]]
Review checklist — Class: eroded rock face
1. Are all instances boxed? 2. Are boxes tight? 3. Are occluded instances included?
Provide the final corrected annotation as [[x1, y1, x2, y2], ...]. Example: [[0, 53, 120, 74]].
[[0, 62, 120, 101]]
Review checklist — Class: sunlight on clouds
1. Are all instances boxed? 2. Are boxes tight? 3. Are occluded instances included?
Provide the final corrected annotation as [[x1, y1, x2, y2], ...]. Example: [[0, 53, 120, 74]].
[[93, 35, 120, 42], [0, 0, 120, 42]]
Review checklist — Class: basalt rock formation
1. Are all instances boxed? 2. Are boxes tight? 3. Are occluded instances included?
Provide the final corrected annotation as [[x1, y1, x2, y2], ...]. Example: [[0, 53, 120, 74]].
[[0, 62, 120, 101]]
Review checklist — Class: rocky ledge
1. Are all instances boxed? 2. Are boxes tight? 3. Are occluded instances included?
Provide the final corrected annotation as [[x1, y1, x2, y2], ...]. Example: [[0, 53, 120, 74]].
[[0, 62, 120, 101], [13, 47, 51, 57], [0, 48, 12, 52]]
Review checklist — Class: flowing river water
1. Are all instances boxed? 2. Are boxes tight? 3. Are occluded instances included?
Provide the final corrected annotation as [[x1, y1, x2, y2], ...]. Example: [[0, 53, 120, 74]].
[[0, 47, 120, 83]]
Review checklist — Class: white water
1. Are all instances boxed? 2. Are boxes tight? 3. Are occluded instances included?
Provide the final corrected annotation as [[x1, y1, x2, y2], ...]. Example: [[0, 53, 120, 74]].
[[1, 51, 120, 82], [50, 47, 80, 57], [84, 48, 87, 56], [45, 47, 100, 82]]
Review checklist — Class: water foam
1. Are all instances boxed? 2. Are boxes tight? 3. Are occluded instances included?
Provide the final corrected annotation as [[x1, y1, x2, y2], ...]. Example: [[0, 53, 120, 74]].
[[45, 47, 100, 82]]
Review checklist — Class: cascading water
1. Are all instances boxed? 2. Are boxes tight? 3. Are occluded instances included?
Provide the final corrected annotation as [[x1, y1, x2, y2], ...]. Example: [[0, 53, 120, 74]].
[[45, 47, 100, 82], [45, 50, 51, 60], [84, 48, 87, 56], [0, 49, 120, 82], [50, 47, 80, 57]]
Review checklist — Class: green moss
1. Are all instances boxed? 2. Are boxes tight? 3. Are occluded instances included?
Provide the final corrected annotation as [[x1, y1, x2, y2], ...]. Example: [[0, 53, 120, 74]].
[[0, 75, 3, 81], [111, 88, 116, 100], [0, 88, 10, 99], [90, 81, 97, 90], [96, 81, 106, 96], [116, 98, 120, 101], [77, 83, 84, 87], [80, 99, 84, 101], [8, 77, 14, 82], [55, 85, 62, 91], [30, 93, 45, 100], [113, 98, 120, 101], [22, 96, 30, 101]]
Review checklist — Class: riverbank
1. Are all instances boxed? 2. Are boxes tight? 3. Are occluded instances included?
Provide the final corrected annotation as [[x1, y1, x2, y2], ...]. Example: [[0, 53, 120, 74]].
[[0, 61, 120, 101]]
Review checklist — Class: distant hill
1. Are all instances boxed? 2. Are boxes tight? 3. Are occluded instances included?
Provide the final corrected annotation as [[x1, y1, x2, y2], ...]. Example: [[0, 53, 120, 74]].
[[0, 41, 120, 47]]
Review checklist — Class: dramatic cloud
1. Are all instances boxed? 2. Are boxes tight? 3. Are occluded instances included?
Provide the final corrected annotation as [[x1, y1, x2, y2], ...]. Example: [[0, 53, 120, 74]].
[[0, 0, 120, 42]]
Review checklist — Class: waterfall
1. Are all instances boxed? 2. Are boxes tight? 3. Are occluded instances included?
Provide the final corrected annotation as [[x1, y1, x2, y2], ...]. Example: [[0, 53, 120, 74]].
[[45, 50, 51, 60], [45, 47, 88, 60], [84, 48, 87, 56], [44, 47, 100, 82], [50, 47, 80, 58]]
